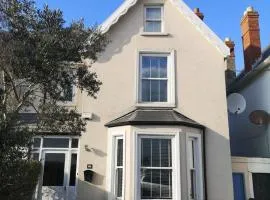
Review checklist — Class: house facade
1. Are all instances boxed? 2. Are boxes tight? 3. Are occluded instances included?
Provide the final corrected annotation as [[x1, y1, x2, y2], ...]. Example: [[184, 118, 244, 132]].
[[227, 7, 270, 200], [34, 0, 234, 199]]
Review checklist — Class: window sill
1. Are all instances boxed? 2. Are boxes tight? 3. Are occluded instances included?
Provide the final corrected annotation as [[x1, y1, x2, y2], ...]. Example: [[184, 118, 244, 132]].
[[140, 32, 169, 36], [136, 102, 176, 108]]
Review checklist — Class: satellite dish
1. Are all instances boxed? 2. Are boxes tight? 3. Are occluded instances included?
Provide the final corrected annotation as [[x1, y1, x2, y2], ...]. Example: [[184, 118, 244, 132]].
[[249, 110, 270, 125], [227, 93, 246, 114]]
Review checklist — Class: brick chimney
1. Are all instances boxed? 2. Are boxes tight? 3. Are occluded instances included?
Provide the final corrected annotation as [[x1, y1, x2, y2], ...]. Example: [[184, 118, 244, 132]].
[[225, 38, 236, 87], [241, 6, 261, 72], [194, 8, 204, 20]]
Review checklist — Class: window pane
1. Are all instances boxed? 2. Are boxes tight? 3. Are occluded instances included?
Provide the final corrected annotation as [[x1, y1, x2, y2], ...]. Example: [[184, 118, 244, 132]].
[[141, 139, 151, 167], [142, 56, 151, 78], [117, 139, 123, 167], [141, 169, 172, 199], [71, 138, 79, 148], [161, 139, 171, 167], [146, 7, 161, 20], [43, 138, 69, 148], [145, 21, 161, 32], [116, 168, 123, 197], [152, 139, 160, 167], [160, 80, 168, 102], [63, 84, 73, 101], [151, 80, 159, 102], [141, 80, 150, 102], [33, 138, 41, 148], [150, 57, 159, 78], [190, 169, 196, 199], [43, 153, 65, 186], [69, 154, 77, 186], [160, 57, 167, 78], [161, 169, 172, 198]]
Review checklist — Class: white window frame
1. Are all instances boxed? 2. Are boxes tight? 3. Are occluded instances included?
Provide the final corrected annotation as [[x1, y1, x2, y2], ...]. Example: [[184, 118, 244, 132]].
[[186, 133, 204, 200], [135, 131, 181, 200], [144, 5, 164, 33], [107, 130, 126, 200], [136, 50, 175, 107]]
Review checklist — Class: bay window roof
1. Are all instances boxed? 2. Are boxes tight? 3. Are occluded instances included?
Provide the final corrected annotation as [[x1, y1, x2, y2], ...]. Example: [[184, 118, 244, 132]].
[[105, 108, 204, 128]]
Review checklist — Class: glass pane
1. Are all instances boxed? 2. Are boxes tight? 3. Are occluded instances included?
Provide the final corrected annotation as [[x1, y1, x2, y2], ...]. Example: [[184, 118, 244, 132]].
[[141, 169, 172, 199], [160, 57, 167, 78], [161, 169, 172, 198], [142, 56, 151, 78], [32, 153, 39, 161], [160, 80, 168, 102], [190, 169, 196, 199], [161, 139, 171, 167], [43, 138, 69, 148], [71, 138, 79, 148], [33, 138, 41, 148], [145, 21, 161, 32], [151, 80, 159, 102], [69, 154, 77, 186], [141, 80, 150, 102], [141, 169, 151, 198], [117, 139, 123, 167], [43, 153, 65, 186], [63, 84, 73, 101], [116, 168, 123, 197], [141, 139, 151, 167], [150, 57, 159, 78], [146, 7, 161, 20], [152, 139, 160, 167]]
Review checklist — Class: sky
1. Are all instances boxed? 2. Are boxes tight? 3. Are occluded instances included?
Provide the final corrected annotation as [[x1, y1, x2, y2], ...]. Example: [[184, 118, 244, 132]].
[[35, 0, 270, 72]]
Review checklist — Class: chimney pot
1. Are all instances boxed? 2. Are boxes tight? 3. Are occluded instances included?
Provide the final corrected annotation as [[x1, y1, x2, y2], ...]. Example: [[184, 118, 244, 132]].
[[241, 6, 261, 72], [194, 8, 204, 20]]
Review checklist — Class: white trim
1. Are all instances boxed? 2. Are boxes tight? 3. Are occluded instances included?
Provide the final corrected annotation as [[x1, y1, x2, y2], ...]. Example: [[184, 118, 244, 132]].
[[136, 50, 176, 107], [186, 132, 204, 200], [134, 130, 181, 200], [107, 129, 126, 200], [99, 0, 229, 57]]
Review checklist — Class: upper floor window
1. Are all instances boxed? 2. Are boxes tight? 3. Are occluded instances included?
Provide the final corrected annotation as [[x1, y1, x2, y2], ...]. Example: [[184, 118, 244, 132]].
[[144, 6, 163, 32], [62, 83, 73, 102], [138, 52, 175, 105]]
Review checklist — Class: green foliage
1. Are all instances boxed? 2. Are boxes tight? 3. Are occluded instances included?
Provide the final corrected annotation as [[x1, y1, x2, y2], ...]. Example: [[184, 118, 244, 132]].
[[0, 160, 41, 200], [0, 0, 108, 198]]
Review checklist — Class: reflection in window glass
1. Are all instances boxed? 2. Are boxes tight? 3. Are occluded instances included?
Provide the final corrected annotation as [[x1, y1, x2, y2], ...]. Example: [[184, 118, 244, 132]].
[[140, 55, 168, 102], [69, 154, 77, 186], [115, 138, 123, 198], [33, 138, 41, 148], [43, 138, 69, 148], [140, 138, 172, 199], [145, 7, 162, 32], [71, 139, 79, 148], [43, 153, 65, 186]]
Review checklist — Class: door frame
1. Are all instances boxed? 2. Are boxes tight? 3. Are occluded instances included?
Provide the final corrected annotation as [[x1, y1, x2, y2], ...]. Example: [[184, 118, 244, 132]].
[[33, 136, 80, 200]]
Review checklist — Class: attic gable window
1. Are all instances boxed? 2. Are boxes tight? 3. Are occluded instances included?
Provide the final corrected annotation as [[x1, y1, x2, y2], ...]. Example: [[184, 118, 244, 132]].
[[144, 6, 163, 32]]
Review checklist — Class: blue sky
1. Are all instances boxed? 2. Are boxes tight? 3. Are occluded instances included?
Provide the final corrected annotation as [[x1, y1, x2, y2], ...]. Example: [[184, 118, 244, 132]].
[[35, 0, 270, 72]]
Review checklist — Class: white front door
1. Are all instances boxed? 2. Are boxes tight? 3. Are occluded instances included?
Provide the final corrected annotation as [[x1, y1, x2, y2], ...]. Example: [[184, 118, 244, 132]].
[[39, 151, 78, 200]]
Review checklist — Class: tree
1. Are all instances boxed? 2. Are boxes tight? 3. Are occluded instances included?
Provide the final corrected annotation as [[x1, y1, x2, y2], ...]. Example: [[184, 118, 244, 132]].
[[0, 0, 108, 199]]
